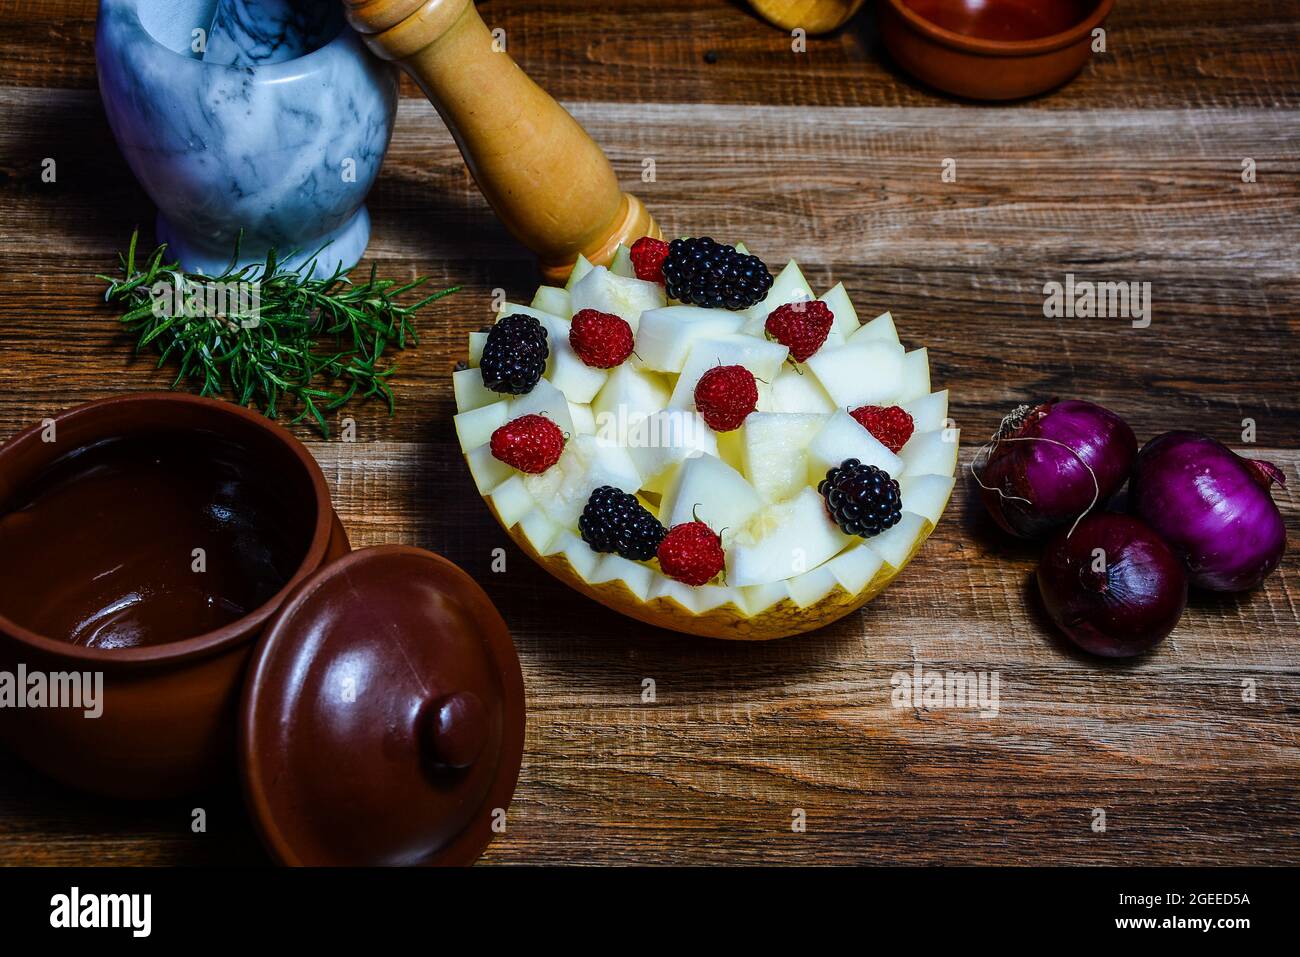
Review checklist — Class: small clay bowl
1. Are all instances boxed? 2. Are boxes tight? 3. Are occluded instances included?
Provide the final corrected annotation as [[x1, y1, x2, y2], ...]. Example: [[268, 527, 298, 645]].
[[0, 393, 349, 799], [878, 0, 1114, 100]]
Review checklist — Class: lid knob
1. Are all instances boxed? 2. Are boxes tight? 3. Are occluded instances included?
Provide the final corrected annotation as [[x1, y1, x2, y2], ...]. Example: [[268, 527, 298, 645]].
[[424, 690, 488, 770]]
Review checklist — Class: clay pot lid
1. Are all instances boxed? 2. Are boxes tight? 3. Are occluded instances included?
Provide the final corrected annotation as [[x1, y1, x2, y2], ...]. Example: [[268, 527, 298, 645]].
[[239, 545, 525, 866]]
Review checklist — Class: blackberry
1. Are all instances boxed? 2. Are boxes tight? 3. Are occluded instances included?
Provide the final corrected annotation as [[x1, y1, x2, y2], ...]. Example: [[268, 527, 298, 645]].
[[818, 459, 903, 538], [578, 486, 666, 561], [661, 237, 773, 310], [480, 313, 549, 395]]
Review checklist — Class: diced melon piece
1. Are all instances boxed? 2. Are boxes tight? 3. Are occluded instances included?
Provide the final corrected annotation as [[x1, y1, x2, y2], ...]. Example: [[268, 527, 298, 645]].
[[863, 512, 928, 570], [521, 434, 641, 527], [899, 428, 960, 478], [691, 584, 740, 613], [735, 241, 752, 255], [786, 565, 840, 608], [743, 260, 815, 327], [564, 254, 595, 290], [806, 340, 906, 408], [568, 402, 596, 435], [900, 389, 949, 433], [740, 412, 828, 503], [806, 410, 904, 479], [669, 335, 789, 409], [610, 244, 635, 279], [465, 442, 512, 493], [508, 378, 574, 437], [740, 580, 790, 615], [568, 265, 665, 332], [589, 553, 654, 599], [819, 282, 860, 340], [591, 363, 671, 427], [468, 332, 487, 367], [897, 473, 955, 524], [727, 487, 851, 586], [488, 475, 534, 527], [765, 366, 836, 414], [453, 367, 497, 413], [518, 510, 560, 553], [713, 428, 745, 473], [826, 544, 885, 594], [659, 452, 763, 545], [454, 400, 509, 453], [895, 348, 931, 403], [636, 306, 744, 373], [530, 285, 571, 317], [543, 530, 599, 580], [624, 410, 719, 493], [848, 311, 900, 346]]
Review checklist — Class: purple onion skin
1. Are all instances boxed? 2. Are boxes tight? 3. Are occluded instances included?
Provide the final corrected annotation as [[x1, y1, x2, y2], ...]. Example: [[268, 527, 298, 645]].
[[977, 399, 1137, 539], [1037, 513, 1187, 658], [1130, 431, 1286, 592]]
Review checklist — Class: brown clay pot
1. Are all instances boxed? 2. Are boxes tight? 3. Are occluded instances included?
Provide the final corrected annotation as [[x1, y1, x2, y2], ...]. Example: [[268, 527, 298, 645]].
[[878, 0, 1114, 101], [0, 393, 349, 799]]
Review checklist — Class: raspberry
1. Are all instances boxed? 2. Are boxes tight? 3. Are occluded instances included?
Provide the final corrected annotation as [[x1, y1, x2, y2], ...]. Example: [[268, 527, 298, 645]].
[[818, 459, 903, 538], [490, 414, 565, 474], [570, 308, 635, 368], [765, 299, 834, 362], [578, 486, 666, 561], [848, 405, 915, 454], [693, 364, 758, 432], [630, 236, 669, 284], [480, 313, 549, 395], [661, 237, 773, 310], [657, 521, 725, 586]]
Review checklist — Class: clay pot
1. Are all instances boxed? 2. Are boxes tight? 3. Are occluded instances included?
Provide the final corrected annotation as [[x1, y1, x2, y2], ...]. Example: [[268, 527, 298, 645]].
[[879, 0, 1114, 100], [0, 393, 349, 799]]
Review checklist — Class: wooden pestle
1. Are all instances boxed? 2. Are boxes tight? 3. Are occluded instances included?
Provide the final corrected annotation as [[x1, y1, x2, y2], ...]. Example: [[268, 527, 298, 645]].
[[748, 0, 867, 34], [344, 0, 660, 282]]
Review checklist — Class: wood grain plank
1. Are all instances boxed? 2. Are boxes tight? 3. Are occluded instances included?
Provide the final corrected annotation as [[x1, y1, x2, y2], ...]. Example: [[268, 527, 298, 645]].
[[2, 0, 1299, 110]]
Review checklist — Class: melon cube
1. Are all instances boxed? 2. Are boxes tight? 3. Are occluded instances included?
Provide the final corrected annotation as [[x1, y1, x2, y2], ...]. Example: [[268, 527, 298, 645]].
[[899, 428, 960, 478], [765, 366, 836, 414], [848, 311, 900, 346], [806, 410, 904, 479], [564, 254, 595, 290], [589, 553, 654, 599], [740, 412, 828, 503], [900, 390, 949, 434], [454, 400, 509, 453], [544, 530, 600, 581], [726, 487, 851, 587], [740, 580, 790, 615], [863, 512, 928, 570], [624, 410, 719, 493], [453, 367, 497, 413], [518, 510, 560, 553], [658, 452, 762, 544], [568, 402, 596, 435], [465, 442, 512, 493], [568, 265, 665, 332], [591, 364, 671, 431], [826, 544, 885, 594], [530, 285, 571, 317], [635, 306, 744, 373], [786, 565, 840, 608], [895, 348, 931, 403], [897, 473, 955, 525], [819, 282, 861, 340], [468, 332, 487, 367], [609, 244, 636, 279], [488, 475, 534, 528], [806, 340, 906, 409]]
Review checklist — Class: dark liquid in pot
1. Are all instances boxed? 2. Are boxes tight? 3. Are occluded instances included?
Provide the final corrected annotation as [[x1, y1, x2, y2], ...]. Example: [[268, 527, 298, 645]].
[[0, 432, 313, 649], [903, 0, 1094, 41]]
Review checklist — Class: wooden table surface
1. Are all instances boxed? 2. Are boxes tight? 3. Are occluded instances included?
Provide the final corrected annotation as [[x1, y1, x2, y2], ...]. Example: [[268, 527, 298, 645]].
[[0, 0, 1298, 865]]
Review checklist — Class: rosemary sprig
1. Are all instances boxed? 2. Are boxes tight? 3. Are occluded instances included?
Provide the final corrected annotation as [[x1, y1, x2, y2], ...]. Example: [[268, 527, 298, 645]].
[[98, 231, 458, 436]]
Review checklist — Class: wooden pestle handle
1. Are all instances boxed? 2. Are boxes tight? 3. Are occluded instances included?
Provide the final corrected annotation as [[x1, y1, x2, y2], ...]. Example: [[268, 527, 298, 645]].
[[344, 0, 661, 282], [747, 0, 867, 34]]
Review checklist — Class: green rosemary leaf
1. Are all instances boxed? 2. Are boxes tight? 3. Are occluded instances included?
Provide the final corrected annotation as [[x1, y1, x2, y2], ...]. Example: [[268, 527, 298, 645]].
[[101, 230, 458, 438]]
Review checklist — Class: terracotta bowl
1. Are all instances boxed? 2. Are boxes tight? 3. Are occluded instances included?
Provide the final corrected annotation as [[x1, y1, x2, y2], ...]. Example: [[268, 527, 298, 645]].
[[0, 393, 349, 799], [878, 0, 1114, 100]]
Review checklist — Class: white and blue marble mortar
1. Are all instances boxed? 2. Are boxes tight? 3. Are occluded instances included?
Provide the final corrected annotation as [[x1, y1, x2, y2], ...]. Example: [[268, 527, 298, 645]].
[[96, 0, 398, 276]]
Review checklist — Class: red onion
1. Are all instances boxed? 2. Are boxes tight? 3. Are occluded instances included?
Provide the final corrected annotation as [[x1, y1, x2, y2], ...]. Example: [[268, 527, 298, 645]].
[[1037, 513, 1187, 658], [974, 399, 1137, 539], [1130, 431, 1286, 591]]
